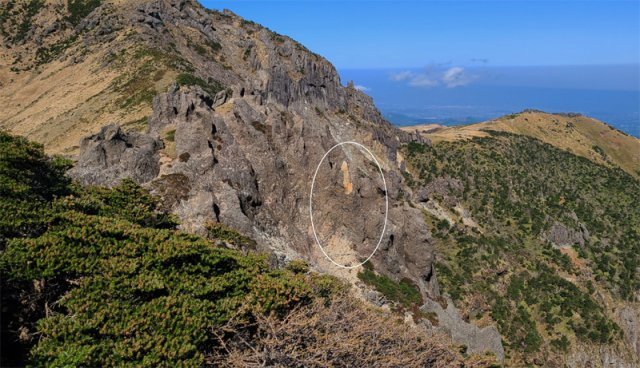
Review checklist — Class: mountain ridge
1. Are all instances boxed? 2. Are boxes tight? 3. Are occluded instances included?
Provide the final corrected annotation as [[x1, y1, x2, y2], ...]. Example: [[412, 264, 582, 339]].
[[401, 110, 640, 178], [1, 0, 443, 319]]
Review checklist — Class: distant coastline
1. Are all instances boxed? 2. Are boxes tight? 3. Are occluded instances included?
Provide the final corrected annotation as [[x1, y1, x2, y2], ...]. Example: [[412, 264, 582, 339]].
[[384, 109, 640, 138]]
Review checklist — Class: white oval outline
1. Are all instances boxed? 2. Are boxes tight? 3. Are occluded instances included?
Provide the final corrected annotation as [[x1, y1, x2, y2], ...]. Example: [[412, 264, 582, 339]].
[[309, 141, 389, 269]]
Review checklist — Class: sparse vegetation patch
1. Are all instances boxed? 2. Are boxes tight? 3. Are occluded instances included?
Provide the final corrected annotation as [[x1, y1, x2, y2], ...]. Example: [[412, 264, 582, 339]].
[[67, 0, 102, 26], [402, 131, 638, 360], [176, 73, 224, 97], [358, 264, 423, 307], [13, 0, 43, 43]]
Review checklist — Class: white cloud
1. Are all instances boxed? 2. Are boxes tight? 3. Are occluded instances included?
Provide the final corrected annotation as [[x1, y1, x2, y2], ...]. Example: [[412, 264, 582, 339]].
[[354, 85, 370, 91], [389, 71, 415, 81], [389, 66, 476, 88], [409, 75, 439, 87], [442, 67, 474, 88]]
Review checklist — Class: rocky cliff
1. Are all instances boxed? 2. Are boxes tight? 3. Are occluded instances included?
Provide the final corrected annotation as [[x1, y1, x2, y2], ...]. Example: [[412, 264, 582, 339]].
[[0, 0, 446, 334], [4, 1, 638, 366], [41, 0, 438, 303]]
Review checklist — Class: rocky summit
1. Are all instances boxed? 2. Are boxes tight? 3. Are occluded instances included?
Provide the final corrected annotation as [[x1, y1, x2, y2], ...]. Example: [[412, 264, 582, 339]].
[[0, 1, 638, 367], [52, 0, 440, 303]]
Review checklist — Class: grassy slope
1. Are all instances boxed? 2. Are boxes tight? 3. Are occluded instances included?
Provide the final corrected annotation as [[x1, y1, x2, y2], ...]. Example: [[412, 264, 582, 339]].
[[0, 0, 227, 155], [402, 111, 640, 178]]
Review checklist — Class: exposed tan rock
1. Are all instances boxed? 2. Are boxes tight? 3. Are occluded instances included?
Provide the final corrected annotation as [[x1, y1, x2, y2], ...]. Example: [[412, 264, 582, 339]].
[[340, 160, 353, 195]]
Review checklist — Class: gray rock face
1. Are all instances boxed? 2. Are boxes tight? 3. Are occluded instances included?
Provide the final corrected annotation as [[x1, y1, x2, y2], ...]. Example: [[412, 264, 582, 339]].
[[71, 87, 438, 305], [66, 0, 475, 356], [140, 84, 437, 296], [69, 124, 162, 186], [71, 83, 441, 304], [544, 221, 590, 247], [421, 298, 505, 360], [618, 306, 640, 357]]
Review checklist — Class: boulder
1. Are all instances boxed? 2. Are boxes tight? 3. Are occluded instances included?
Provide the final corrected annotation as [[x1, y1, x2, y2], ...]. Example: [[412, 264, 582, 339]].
[[69, 124, 162, 186]]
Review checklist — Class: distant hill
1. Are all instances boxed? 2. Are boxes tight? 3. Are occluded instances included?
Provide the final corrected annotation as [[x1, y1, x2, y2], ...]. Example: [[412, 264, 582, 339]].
[[402, 110, 640, 178]]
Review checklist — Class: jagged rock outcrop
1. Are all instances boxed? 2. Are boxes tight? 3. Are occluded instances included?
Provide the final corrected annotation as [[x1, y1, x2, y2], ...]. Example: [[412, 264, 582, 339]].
[[64, 0, 439, 316], [69, 124, 162, 186], [71, 77, 440, 301]]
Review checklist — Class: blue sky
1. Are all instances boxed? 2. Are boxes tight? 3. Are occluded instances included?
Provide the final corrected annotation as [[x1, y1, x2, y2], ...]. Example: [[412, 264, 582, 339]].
[[202, 0, 640, 69], [201, 1, 639, 134]]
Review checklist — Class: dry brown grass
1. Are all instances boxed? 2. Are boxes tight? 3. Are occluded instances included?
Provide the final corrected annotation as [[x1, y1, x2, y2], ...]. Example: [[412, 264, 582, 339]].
[[0, 1, 180, 155], [209, 296, 497, 368]]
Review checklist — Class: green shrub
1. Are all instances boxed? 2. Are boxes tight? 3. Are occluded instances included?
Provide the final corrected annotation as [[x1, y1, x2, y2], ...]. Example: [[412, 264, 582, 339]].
[[286, 259, 310, 274], [0, 131, 71, 201], [165, 129, 175, 142], [436, 218, 450, 231], [358, 268, 422, 307], [176, 73, 224, 97], [3, 214, 332, 366], [59, 179, 178, 228], [206, 39, 222, 52], [406, 141, 427, 156], [67, 0, 102, 26], [0, 131, 342, 367], [206, 221, 256, 249], [550, 336, 570, 351]]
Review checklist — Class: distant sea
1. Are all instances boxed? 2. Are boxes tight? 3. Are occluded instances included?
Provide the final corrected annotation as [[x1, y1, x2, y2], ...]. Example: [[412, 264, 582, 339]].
[[340, 66, 640, 138]]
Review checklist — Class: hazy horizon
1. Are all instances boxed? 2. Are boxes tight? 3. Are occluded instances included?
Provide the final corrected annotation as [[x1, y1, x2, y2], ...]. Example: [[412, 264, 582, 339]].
[[340, 64, 640, 137]]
